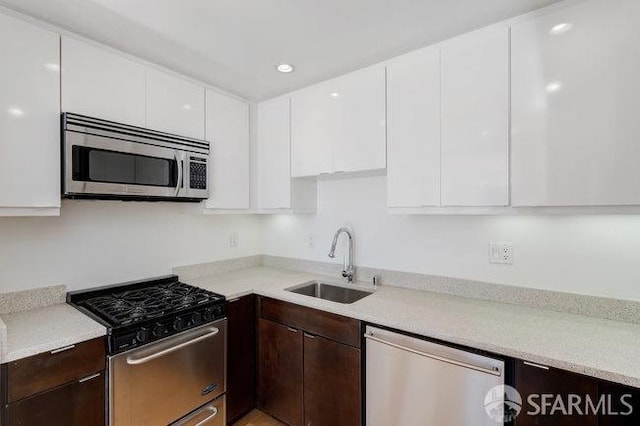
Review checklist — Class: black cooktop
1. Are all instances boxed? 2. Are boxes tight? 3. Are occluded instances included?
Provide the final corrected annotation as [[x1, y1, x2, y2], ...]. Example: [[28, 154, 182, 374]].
[[68, 275, 226, 354]]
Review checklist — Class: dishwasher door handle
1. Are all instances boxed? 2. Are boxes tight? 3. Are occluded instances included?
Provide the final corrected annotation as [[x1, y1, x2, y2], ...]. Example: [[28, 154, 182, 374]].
[[364, 332, 501, 376]]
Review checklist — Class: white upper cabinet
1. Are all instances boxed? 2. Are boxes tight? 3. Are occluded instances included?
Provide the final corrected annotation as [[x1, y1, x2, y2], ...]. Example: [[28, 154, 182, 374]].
[[440, 24, 509, 207], [205, 90, 250, 210], [511, 0, 640, 206], [0, 12, 60, 213], [146, 68, 205, 139], [387, 46, 441, 208], [291, 65, 386, 177], [61, 37, 146, 127], [257, 97, 292, 209]]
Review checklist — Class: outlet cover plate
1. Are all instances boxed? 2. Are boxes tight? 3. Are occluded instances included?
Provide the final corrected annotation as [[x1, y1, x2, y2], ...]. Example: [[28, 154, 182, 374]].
[[489, 243, 513, 265]]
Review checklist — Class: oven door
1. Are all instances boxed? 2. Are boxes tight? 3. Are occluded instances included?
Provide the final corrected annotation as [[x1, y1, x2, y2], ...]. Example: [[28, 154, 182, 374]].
[[109, 320, 226, 426], [64, 130, 189, 198]]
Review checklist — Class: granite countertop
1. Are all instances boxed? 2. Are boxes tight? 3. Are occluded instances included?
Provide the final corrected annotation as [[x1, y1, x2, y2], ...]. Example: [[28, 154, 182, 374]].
[[185, 266, 640, 388], [0, 303, 106, 363]]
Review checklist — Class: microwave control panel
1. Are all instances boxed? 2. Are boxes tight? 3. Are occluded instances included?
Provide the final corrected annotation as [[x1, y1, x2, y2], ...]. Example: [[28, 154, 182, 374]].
[[189, 156, 208, 190]]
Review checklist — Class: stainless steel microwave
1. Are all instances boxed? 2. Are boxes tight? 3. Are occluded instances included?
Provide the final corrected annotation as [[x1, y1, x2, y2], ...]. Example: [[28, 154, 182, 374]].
[[62, 113, 209, 201]]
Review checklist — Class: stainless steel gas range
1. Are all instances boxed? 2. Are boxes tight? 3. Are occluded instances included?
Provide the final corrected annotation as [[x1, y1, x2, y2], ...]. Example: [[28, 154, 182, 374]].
[[68, 275, 227, 426]]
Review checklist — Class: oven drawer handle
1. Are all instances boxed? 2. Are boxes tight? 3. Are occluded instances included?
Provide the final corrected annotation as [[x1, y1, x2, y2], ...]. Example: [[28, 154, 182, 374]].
[[194, 407, 218, 426], [126, 328, 219, 365], [173, 405, 219, 426]]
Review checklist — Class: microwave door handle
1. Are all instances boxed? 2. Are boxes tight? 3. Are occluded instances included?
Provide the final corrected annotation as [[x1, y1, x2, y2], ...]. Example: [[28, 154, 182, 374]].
[[175, 151, 183, 196]]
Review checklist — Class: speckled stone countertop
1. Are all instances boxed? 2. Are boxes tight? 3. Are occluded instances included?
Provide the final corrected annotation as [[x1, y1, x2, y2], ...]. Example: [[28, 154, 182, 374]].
[[0, 285, 106, 363], [185, 266, 640, 388], [1, 304, 106, 363]]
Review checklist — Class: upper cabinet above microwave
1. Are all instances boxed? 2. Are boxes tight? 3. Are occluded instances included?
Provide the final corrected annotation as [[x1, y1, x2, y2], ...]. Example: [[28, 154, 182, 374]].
[[61, 37, 206, 140], [61, 37, 146, 128], [511, 0, 640, 206], [290, 65, 386, 177], [145, 68, 205, 140], [0, 12, 60, 216]]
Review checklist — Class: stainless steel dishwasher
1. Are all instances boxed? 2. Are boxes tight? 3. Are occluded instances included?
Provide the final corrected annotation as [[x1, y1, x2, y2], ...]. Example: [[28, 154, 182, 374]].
[[365, 326, 505, 426]]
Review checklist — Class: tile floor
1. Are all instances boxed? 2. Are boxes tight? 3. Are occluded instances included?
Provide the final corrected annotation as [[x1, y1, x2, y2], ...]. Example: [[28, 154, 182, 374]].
[[232, 409, 285, 426]]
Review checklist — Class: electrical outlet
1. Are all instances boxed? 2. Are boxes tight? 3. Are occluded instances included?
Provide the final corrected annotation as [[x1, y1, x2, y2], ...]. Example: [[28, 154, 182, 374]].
[[229, 232, 238, 248], [489, 243, 513, 265], [307, 233, 315, 249]]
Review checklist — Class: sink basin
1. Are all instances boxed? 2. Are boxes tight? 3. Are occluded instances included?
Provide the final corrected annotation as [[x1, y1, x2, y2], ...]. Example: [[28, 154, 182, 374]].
[[286, 281, 373, 304]]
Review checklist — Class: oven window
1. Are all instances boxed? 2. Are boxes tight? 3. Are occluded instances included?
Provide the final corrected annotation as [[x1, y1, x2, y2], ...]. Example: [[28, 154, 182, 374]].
[[72, 146, 178, 187]]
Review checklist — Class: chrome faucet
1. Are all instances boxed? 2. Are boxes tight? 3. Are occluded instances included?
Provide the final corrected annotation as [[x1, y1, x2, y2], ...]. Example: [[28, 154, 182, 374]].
[[328, 227, 355, 282]]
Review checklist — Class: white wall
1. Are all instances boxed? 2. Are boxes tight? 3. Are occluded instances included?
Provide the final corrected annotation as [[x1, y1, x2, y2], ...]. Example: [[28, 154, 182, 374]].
[[0, 200, 262, 292], [262, 175, 640, 302]]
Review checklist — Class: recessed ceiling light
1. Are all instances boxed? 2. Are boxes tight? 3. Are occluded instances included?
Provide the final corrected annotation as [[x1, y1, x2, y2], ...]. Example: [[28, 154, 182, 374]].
[[276, 63, 294, 73], [550, 22, 572, 35], [545, 81, 562, 93], [181, 104, 192, 110], [330, 92, 340, 98]]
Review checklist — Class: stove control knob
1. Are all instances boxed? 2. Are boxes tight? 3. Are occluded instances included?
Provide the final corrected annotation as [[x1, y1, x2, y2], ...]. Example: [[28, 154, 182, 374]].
[[173, 317, 186, 331], [152, 323, 166, 337], [203, 308, 213, 321], [136, 328, 149, 343], [191, 312, 203, 325]]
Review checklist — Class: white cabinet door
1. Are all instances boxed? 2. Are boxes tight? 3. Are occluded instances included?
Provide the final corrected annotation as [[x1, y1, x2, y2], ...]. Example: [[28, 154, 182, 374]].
[[440, 24, 509, 206], [257, 97, 292, 209], [387, 46, 441, 208], [205, 90, 250, 209], [290, 84, 333, 177], [511, 0, 640, 206], [146, 68, 205, 139], [329, 65, 387, 173], [61, 37, 146, 127], [291, 65, 386, 177], [0, 13, 60, 210]]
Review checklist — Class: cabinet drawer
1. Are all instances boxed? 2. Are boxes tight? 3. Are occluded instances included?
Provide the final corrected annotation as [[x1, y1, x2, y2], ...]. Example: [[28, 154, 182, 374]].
[[7, 337, 106, 403], [6, 370, 105, 426], [259, 297, 360, 348]]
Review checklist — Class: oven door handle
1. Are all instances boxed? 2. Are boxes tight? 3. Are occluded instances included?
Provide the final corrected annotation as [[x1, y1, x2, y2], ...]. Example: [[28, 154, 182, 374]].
[[175, 150, 184, 196], [126, 327, 219, 365]]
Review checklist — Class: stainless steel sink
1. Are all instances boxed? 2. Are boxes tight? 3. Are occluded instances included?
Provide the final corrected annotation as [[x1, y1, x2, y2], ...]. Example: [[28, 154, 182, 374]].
[[286, 281, 373, 304]]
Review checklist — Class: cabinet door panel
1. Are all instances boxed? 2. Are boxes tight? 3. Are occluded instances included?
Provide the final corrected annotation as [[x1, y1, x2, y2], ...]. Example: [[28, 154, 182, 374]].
[[514, 360, 597, 426], [257, 97, 292, 209], [6, 371, 105, 426], [205, 90, 250, 209], [441, 24, 509, 206], [0, 13, 60, 209], [146, 68, 205, 139], [257, 319, 303, 426], [226, 295, 256, 424], [598, 381, 640, 426], [290, 85, 333, 177], [387, 46, 441, 208], [511, 0, 640, 206], [330, 65, 387, 174], [303, 333, 361, 426], [61, 37, 146, 127]]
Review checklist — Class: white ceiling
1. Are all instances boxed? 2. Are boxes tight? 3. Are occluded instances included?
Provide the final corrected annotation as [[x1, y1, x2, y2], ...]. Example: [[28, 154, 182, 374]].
[[1, 0, 561, 101]]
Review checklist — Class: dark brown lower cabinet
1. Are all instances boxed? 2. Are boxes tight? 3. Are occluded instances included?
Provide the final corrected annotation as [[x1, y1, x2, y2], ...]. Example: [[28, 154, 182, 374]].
[[226, 294, 257, 424], [598, 382, 640, 426], [6, 370, 105, 426], [303, 333, 361, 426], [258, 318, 304, 426], [515, 360, 640, 426]]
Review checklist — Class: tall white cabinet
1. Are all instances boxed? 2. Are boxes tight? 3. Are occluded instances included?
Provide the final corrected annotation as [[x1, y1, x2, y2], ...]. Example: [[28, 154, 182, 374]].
[[205, 90, 250, 210], [0, 12, 60, 215], [257, 97, 316, 212], [291, 65, 386, 177], [61, 37, 146, 127], [440, 24, 510, 207], [511, 0, 640, 206], [386, 46, 441, 208]]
